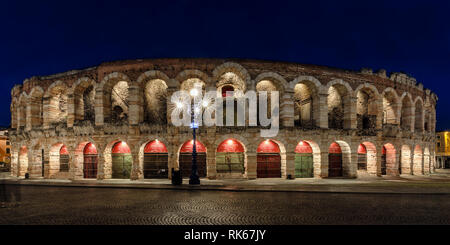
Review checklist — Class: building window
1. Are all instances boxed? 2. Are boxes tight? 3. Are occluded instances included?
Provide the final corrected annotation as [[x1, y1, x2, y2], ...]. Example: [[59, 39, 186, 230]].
[[6, 148, 10, 154]]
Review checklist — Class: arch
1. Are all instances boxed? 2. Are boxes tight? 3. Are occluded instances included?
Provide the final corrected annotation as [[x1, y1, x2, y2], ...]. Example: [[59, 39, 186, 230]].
[[49, 142, 70, 178], [72, 77, 97, 122], [400, 93, 414, 131], [382, 87, 401, 125], [140, 139, 169, 179], [382, 143, 397, 176], [212, 62, 251, 91], [216, 138, 246, 178], [413, 145, 423, 175], [78, 142, 98, 178], [44, 80, 69, 125], [328, 141, 352, 177], [326, 79, 353, 129], [357, 142, 377, 175], [290, 76, 322, 128], [176, 69, 210, 87], [257, 139, 282, 178], [294, 141, 314, 178], [255, 72, 288, 93], [414, 97, 424, 132], [177, 139, 207, 178], [28, 86, 44, 128], [17, 92, 28, 128], [109, 141, 132, 179], [354, 84, 380, 131], [142, 78, 168, 124], [98, 72, 131, 123]]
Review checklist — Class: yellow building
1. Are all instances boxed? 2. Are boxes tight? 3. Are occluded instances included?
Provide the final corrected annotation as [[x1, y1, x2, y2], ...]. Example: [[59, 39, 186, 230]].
[[436, 131, 450, 168], [0, 128, 11, 171]]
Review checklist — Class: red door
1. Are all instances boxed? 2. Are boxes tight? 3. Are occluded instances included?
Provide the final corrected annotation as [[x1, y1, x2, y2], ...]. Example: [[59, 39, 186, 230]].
[[328, 142, 342, 177], [257, 153, 281, 178], [83, 143, 98, 179]]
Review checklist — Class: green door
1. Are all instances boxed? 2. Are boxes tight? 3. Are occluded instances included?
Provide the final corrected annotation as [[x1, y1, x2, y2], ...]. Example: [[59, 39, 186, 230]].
[[112, 153, 132, 179], [216, 152, 245, 174], [295, 153, 313, 178]]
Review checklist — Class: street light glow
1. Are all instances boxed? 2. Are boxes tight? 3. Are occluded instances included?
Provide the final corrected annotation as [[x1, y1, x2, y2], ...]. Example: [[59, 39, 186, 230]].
[[190, 88, 199, 97], [176, 102, 183, 109]]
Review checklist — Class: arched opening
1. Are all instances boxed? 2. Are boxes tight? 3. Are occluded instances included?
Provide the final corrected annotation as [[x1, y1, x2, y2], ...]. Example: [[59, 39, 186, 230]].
[[111, 141, 132, 179], [382, 91, 399, 126], [295, 141, 313, 178], [143, 140, 168, 178], [178, 139, 207, 178], [256, 80, 279, 120], [143, 79, 168, 124], [216, 138, 245, 177], [111, 81, 129, 122], [257, 139, 281, 178], [294, 82, 316, 128], [59, 145, 69, 173], [83, 143, 98, 178], [29, 89, 44, 128], [18, 146, 28, 177], [382, 143, 397, 176], [356, 88, 378, 133], [216, 72, 246, 126], [413, 145, 423, 175], [414, 100, 423, 132], [74, 81, 95, 123], [357, 144, 367, 171], [221, 85, 235, 97], [400, 95, 413, 130], [46, 84, 68, 125], [328, 142, 343, 177], [327, 84, 350, 129]]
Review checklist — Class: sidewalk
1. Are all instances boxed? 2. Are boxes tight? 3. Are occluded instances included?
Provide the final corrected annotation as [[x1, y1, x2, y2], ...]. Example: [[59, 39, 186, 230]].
[[2, 169, 450, 194]]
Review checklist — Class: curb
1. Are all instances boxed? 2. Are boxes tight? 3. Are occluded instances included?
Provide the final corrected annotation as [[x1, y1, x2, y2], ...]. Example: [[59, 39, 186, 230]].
[[2, 179, 450, 195]]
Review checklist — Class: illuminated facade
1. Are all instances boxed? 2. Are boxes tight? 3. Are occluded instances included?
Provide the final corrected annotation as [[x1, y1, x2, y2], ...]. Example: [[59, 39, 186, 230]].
[[435, 131, 450, 168], [8, 59, 438, 180], [0, 128, 11, 171]]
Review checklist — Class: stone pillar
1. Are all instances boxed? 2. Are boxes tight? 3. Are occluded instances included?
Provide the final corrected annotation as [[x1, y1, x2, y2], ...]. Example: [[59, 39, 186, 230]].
[[347, 151, 358, 178], [280, 90, 294, 127], [167, 141, 177, 180], [319, 151, 328, 178], [97, 152, 105, 180], [375, 147, 382, 176], [67, 93, 75, 128], [246, 152, 257, 179], [42, 96, 51, 129], [206, 142, 217, 179], [317, 92, 328, 128], [285, 151, 296, 179], [128, 84, 140, 126], [375, 97, 383, 129], [130, 150, 142, 180], [94, 88, 104, 126], [43, 147, 50, 178], [10, 147, 18, 177], [25, 103, 32, 131], [347, 97, 357, 129]]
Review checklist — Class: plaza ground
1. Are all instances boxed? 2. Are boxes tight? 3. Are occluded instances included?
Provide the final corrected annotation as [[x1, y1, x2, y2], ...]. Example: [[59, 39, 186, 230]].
[[1, 170, 450, 225]]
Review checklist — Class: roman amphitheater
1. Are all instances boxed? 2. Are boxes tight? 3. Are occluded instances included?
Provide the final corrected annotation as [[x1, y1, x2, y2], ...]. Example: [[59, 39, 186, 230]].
[[8, 58, 437, 181]]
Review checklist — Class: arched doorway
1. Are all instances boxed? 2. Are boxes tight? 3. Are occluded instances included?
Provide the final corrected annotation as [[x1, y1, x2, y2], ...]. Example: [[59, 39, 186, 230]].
[[83, 143, 98, 178], [59, 145, 69, 173], [143, 140, 168, 179], [295, 141, 313, 178], [357, 144, 367, 171], [413, 145, 423, 175], [18, 146, 28, 177], [328, 142, 343, 177], [257, 140, 281, 178], [383, 143, 397, 176], [381, 146, 387, 175], [179, 140, 207, 178], [216, 139, 245, 177], [111, 141, 132, 179]]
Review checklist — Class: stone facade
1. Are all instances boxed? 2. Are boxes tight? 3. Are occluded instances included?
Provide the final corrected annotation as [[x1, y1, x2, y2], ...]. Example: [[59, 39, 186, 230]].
[[8, 58, 437, 180]]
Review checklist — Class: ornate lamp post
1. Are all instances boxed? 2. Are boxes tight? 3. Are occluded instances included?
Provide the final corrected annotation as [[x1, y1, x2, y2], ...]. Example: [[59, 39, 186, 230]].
[[189, 87, 201, 185]]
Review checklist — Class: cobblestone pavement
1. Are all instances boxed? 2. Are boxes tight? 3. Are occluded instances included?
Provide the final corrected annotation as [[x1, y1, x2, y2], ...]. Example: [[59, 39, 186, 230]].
[[1, 185, 449, 225]]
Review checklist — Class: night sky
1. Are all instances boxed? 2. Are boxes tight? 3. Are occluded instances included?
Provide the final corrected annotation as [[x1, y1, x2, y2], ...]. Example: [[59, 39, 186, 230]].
[[1, 0, 449, 130]]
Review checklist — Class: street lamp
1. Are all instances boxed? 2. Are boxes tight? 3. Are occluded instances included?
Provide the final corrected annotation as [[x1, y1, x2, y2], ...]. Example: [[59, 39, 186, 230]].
[[189, 87, 201, 185]]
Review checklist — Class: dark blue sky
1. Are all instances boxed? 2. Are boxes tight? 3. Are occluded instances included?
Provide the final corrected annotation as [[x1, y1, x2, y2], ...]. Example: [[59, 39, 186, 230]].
[[1, 0, 449, 130]]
